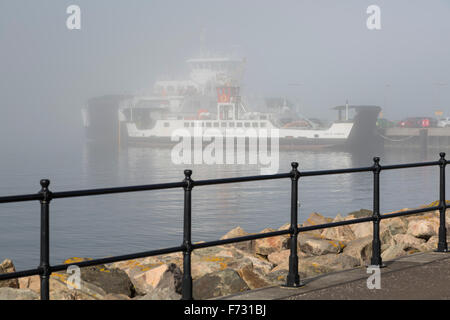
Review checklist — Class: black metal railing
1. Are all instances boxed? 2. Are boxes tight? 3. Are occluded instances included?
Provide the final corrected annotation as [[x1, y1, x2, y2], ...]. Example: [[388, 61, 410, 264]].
[[0, 152, 449, 300]]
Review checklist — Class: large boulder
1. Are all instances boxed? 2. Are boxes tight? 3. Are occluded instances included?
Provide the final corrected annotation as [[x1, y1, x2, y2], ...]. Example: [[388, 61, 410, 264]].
[[136, 286, 181, 300], [299, 237, 345, 256], [321, 214, 356, 242], [237, 264, 271, 290], [78, 265, 136, 297], [0, 287, 39, 300], [253, 228, 289, 256], [392, 234, 426, 251], [49, 273, 107, 300], [407, 218, 438, 240], [0, 259, 19, 289], [381, 244, 406, 261], [343, 236, 373, 265], [346, 209, 373, 218], [193, 269, 249, 300], [132, 263, 182, 296], [220, 226, 254, 253], [270, 253, 360, 278], [301, 212, 333, 237]]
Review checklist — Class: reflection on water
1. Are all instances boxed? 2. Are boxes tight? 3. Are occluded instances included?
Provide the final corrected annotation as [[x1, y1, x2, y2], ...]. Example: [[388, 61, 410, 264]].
[[0, 141, 444, 269]]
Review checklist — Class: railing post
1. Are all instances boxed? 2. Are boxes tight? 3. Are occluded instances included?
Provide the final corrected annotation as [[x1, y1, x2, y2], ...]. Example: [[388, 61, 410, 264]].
[[181, 170, 194, 300], [286, 162, 302, 287], [38, 179, 52, 300], [370, 157, 383, 267], [437, 152, 448, 252]]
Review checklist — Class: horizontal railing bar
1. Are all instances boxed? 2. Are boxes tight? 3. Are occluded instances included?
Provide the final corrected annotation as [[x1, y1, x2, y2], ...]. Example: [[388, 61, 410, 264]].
[[192, 229, 291, 250], [52, 182, 185, 199], [381, 161, 440, 170], [380, 206, 440, 219], [193, 173, 292, 187], [50, 245, 184, 272], [300, 166, 374, 177], [298, 216, 375, 232], [0, 268, 40, 281], [0, 193, 43, 204]]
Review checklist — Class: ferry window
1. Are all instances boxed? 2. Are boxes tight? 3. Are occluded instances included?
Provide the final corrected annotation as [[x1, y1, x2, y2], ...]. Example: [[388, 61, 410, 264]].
[[252, 122, 258, 128], [206, 122, 212, 127], [260, 115, 267, 120], [213, 122, 219, 127], [260, 122, 266, 127], [221, 122, 227, 127], [191, 122, 195, 127], [229, 122, 235, 127], [184, 122, 189, 128], [244, 122, 250, 128], [164, 122, 170, 127], [237, 123, 243, 128]]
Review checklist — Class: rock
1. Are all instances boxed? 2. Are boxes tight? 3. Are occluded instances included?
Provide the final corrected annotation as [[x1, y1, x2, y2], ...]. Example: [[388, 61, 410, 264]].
[[343, 236, 373, 265], [220, 226, 254, 253], [0, 259, 19, 289], [302, 254, 360, 276], [191, 254, 235, 280], [136, 287, 181, 300], [271, 253, 360, 279], [253, 228, 289, 256], [49, 274, 106, 300], [302, 212, 333, 237], [381, 244, 406, 261], [321, 214, 356, 242], [193, 269, 249, 300], [19, 275, 40, 292], [133, 263, 181, 296], [384, 217, 408, 236], [346, 209, 373, 218], [299, 237, 345, 256], [350, 221, 372, 239], [0, 287, 39, 300], [392, 234, 425, 251], [268, 249, 291, 266], [231, 249, 275, 275], [79, 265, 136, 297], [237, 264, 271, 290], [418, 235, 439, 252], [407, 218, 438, 240], [103, 293, 131, 300], [265, 269, 288, 285]]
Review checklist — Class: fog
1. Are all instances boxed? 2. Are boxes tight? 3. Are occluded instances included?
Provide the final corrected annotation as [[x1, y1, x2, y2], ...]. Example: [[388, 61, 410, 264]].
[[0, 0, 449, 148]]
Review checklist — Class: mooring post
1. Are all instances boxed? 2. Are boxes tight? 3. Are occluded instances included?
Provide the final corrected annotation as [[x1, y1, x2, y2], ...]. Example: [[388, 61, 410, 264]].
[[39, 179, 52, 300], [370, 157, 383, 267], [286, 162, 302, 287], [181, 170, 194, 300], [437, 152, 448, 252]]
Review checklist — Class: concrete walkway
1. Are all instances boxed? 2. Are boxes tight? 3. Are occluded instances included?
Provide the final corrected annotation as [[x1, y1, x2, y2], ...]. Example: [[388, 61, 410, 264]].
[[220, 251, 450, 300]]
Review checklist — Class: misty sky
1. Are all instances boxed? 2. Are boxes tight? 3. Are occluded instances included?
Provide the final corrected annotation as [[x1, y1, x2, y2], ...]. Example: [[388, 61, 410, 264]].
[[1, 0, 450, 144]]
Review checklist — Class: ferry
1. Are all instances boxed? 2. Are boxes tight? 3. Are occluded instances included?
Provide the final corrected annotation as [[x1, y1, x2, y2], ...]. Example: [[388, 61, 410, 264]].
[[82, 54, 381, 150], [119, 87, 381, 150]]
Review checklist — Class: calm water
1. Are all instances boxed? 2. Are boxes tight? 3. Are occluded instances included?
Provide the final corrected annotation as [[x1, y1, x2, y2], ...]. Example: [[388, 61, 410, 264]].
[[0, 140, 445, 269]]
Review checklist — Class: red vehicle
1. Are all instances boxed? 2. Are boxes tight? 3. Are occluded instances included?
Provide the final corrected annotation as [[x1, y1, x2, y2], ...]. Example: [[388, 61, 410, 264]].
[[397, 117, 437, 128]]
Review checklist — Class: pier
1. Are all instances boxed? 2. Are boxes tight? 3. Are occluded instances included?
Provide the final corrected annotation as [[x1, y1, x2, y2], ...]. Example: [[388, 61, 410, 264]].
[[381, 127, 450, 149]]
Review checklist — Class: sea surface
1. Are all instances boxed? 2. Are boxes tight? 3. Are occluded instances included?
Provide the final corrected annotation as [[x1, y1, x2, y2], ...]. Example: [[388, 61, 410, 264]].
[[0, 139, 445, 269]]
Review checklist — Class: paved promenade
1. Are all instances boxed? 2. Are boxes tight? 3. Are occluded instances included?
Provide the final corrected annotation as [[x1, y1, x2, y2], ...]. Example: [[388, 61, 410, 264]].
[[220, 251, 450, 300]]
